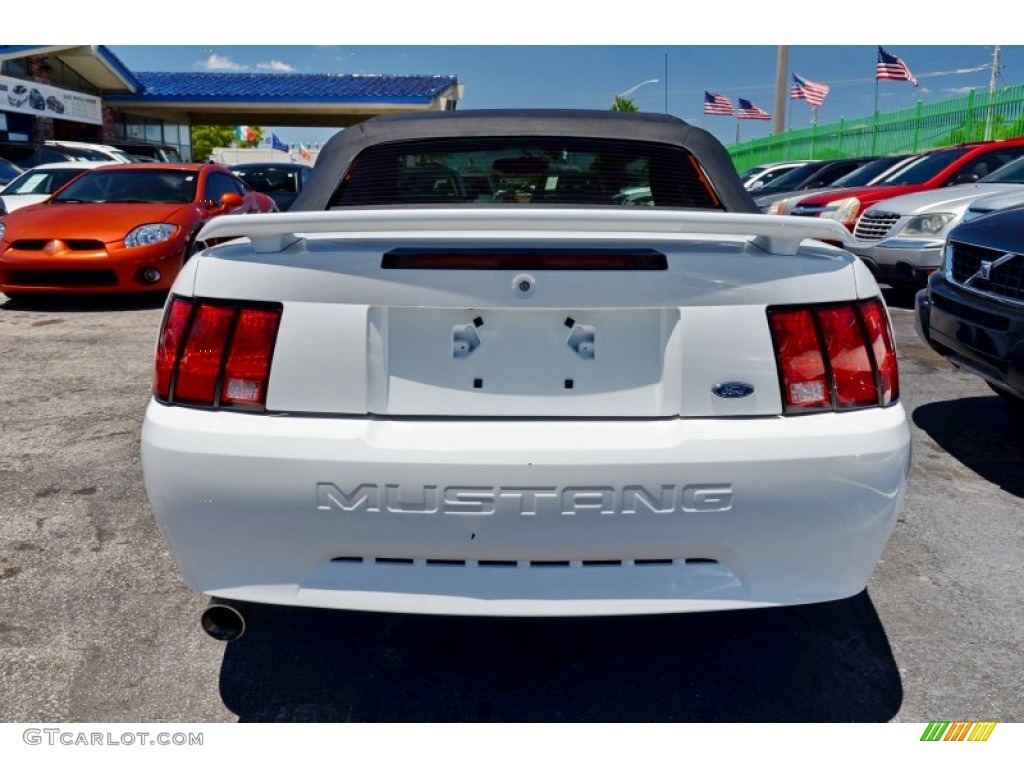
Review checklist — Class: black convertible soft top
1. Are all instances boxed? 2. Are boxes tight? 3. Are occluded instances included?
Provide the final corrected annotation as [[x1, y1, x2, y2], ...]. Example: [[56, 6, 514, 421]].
[[293, 109, 758, 214]]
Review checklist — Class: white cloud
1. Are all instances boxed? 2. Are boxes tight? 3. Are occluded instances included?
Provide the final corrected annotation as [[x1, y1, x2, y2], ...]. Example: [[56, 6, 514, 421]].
[[257, 60, 296, 72], [944, 86, 976, 95], [199, 54, 245, 71]]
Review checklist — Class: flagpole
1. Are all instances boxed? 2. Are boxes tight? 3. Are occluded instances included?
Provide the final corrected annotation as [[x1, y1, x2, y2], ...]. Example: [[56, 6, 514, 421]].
[[813, 105, 820, 128], [985, 44, 1003, 141], [810, 106, 818, 159], [872, 75, 880, 154], [787, 75, 794, 137]]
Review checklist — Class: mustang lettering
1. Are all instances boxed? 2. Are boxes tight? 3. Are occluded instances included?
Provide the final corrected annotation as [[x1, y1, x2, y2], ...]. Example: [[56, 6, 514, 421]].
[[315, 483, 734, 515]]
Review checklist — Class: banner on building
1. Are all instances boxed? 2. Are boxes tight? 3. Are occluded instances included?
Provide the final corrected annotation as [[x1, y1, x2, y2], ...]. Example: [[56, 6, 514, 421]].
[[0, 75, 103, 126]]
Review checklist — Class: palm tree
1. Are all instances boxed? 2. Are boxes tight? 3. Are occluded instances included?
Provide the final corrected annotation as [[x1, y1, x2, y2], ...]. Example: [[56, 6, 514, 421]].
[[611, 95, 639, 112]]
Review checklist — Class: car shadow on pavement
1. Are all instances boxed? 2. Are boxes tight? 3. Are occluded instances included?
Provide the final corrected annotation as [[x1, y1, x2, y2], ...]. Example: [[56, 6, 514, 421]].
[[218, 590, 901, 722], [0, 293, 166, 313], [880, 285, 918, 310], [913, 396, 1024, 498]]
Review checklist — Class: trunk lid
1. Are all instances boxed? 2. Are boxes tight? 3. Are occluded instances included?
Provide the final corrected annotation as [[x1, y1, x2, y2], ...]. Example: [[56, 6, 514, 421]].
[[190, 209, 870, 418]]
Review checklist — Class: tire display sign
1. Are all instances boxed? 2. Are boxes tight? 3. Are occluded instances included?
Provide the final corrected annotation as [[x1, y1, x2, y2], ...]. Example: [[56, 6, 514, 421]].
[[0, 75, 102, 125]]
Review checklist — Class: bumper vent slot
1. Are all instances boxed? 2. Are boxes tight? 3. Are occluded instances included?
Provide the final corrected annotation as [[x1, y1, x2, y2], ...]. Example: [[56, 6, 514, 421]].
[[330, 556, 719, 569], [6, 269, 118, 287], [931, 292, 1011, 331], [9, 239, 105, 251]]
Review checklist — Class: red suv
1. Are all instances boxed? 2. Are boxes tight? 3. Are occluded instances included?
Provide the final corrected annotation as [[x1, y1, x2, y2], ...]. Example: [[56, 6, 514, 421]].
[[788, 138, 1024, 230]]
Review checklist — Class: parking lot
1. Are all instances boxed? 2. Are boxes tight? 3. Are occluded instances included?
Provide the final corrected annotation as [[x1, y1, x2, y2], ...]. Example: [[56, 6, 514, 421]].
[[0, 289, 1020, 723]]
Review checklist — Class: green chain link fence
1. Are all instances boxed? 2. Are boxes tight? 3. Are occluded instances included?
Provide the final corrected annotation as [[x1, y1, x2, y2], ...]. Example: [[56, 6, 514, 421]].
[[729, 84, 1024, 172]]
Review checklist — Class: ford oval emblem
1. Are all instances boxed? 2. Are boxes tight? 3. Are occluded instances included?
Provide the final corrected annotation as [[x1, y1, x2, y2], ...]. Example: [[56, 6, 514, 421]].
[[712, 381, 755, 399]]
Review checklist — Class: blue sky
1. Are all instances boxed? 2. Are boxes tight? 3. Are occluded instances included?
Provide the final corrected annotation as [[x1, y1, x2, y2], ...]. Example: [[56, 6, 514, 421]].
[[18, 3, 1016, 150], [107, 44, 1014, 150]]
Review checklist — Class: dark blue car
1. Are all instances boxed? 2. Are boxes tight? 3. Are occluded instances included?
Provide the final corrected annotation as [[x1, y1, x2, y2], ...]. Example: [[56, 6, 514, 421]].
[[916, 207, 1024, 411]]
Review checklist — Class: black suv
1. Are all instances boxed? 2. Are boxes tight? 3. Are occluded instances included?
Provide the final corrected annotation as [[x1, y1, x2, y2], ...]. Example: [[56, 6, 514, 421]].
[[916, 208, 1024, 411]]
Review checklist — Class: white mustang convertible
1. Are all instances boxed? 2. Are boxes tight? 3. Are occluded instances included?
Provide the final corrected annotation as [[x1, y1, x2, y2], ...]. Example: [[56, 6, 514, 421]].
[[140, 111, 910, 636]]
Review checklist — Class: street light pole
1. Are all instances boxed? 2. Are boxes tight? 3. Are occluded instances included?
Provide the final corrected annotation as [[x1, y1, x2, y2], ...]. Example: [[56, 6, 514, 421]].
[[616, 79, 659, 102]]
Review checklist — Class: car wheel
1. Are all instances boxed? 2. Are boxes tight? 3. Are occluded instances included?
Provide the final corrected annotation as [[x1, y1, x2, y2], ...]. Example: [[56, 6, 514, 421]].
[[987, 383, 1024, 413]]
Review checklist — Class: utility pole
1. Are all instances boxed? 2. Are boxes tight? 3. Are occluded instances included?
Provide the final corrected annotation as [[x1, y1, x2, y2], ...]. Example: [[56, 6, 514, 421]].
[[664, 52, 669, 114], [773, 45, 789, 135], [985, 45, 1003, 141]]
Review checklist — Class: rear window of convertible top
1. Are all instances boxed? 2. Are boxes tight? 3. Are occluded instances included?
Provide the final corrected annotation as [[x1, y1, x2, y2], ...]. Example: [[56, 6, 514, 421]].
[[327, 137, 723, 210]]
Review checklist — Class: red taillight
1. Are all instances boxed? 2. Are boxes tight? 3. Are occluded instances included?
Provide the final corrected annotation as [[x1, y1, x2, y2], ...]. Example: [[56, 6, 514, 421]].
[[220, 308, 281, 406], [175, 304, 235, 404], [769, 309, 830, 408], [768, 298, 899, 414], [153, 296, 282, 410], [154, 297, 193, 400], [859, 299, 899, 406], [817, 305, 876, 407], [381, 249, 668, 271]]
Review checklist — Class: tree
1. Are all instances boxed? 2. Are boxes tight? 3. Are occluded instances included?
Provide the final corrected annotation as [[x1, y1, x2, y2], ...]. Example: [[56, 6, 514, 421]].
[[190, 125, 237, 162], [611, 95, 639, 113]]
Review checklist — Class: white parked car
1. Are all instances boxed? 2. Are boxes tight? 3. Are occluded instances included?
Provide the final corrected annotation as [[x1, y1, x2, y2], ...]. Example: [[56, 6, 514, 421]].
[[739, 160, 809, 190], [140, 111, 910, 638], [0, 161, 109, 213], [846, 155, 1024, 289], [43, 140, 135, 164]]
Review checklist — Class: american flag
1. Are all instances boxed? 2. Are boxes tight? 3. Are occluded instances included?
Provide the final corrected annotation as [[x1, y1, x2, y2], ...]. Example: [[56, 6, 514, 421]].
[[790, 74, 830, 108], [703, 91, 734, 116], [877, 46, 918, 86], [737, 98, 771, 120]]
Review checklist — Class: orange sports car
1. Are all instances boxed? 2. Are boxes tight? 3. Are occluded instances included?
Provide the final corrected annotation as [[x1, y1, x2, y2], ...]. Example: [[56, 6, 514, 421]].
[[0, 163, 277, 298]]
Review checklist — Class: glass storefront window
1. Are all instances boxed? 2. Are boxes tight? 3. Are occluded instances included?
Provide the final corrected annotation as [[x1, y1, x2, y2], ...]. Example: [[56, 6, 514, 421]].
[[1, 58, 29, 78]]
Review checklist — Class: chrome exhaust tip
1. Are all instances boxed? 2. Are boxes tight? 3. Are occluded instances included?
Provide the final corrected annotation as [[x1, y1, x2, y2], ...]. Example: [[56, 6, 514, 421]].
[[200, 600, 245, 642]]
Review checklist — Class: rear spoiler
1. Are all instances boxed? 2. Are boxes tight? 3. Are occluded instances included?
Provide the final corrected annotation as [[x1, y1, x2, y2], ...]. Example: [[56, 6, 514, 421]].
[[198, 208, 854, 257]]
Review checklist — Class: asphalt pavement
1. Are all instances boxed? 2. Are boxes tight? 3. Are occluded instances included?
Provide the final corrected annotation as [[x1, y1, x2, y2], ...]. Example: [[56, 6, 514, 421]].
[[0, 289, 1020, 722]]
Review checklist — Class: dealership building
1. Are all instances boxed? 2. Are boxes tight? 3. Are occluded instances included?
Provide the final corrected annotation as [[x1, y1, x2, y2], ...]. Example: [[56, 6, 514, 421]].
[[0, 45, 463, 162]]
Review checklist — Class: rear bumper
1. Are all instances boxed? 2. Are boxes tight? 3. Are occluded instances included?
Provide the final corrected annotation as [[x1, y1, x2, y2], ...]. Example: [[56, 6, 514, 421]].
[[141, 402, 911, 616], [848, 238, 943, 287]]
